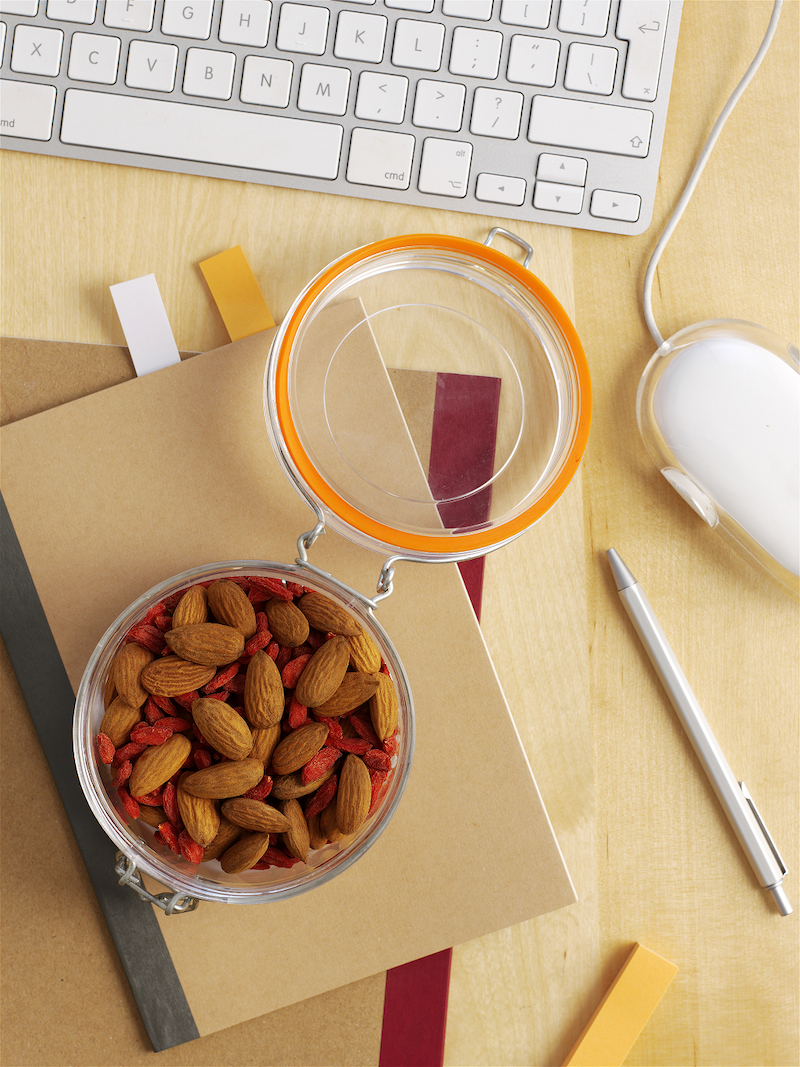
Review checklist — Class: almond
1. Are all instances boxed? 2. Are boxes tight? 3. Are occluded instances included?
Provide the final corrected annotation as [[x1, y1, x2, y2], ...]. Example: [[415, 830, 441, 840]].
[[297, 591, 361, 636], [128, 733, 192, 797], [243, 649, 284, 728], [265, 598, 310, 647], [180, 758, 265, 799], [307, 811, 327, 851], [319, 798, 344, 843], [202, 816, 242, 862], [313, 671, 381, 717], [136, 804, 167, 829], [177, 773, 220, 848], [99, 695, 142, 748], [270, 766, 335, 800], [279, 798, 310, 863], [140, 657, 216, 697], [221, 797, 291, 834], [220, 831, 270, 874], [348, 627, 382, 674], [294, 635, 350, 707], [207, 579, 257, 638], [191, 697, 253, 760], [164, 623, 244, 667], [270, 721, 329, 776], [171, 583, 208, 628], [113, 642, 154, 708], [250, 724, 282, 768], [368, 672, 399, 741], [336, 753, 371, 835]]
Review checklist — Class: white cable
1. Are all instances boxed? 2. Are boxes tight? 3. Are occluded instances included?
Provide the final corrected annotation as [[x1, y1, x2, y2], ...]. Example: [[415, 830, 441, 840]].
[[642, 0, 784, 348]]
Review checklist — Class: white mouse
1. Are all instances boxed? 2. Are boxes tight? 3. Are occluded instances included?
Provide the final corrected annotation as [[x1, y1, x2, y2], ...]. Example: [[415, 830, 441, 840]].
[[636, 319, 799, 598]]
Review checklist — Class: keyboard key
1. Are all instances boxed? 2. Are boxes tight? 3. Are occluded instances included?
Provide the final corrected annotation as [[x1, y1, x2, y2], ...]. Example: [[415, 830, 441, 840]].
[[470, 86, 523, 138], [67, 31, 120, 83], [355, 70, 408, 122], [475, 172, 526, 205], [557, 0, 610, 37], [297, 62, 350, 115], [506, 34, 559, 87], [533, 179, 583, 212], [0, 1, 38, 14], [385, 0, 433, 10], [46, 0, 96, 23], [392, 17, 444, 71], [346, 125, 414, 188], [218, 0, 272, 47], [499, 0, 551, 29], [10, 24, 63, 76], [417, 136, 471, 196], [0, 22, 6, 64], [61, 87, 344, 177], [240, 55, 293, 107], [412, 77, 465, 131], [125, 39, 178, 91], [161, 0, 213, 39], [528, 94, 652, 156], [183, 46, 236, 99], [103, 0, 154, 31], [334, 9, 386, 62], [616, 0, 669, 101], [564, 42, 618, 95], [442, 0, 493, 19], [449, 26, 502, 78], [276, 3, 329, 55], [590, 187, 640, 221], [536, 152, 586, 185], [0, 78, 56, 138]]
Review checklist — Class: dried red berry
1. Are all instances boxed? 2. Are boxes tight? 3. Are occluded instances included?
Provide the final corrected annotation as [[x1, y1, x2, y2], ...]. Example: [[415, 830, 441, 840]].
[[281, 653, 311, 689], [96, 732, 115, 765], [130, 721, 171, 746], [117, 786, 140, 819], [178, 829, 204, 865], [301, 745, 339, 786], [304, 774, 337, 819]]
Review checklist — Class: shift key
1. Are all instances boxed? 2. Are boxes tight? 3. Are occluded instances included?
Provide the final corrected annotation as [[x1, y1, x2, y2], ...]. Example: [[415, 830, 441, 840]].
[[0, 81, 57, 140], [528, 94, 652, 157]]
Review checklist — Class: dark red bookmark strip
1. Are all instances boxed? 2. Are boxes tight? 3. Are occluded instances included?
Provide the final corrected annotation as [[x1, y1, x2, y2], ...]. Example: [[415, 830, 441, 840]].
[[379, 371, 501, 1067]]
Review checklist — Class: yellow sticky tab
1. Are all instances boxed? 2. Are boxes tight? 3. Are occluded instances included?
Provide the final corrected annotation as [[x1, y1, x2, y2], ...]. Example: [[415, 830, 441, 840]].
[[562, 943, 678, 1067], [199, 245, 275, 341]]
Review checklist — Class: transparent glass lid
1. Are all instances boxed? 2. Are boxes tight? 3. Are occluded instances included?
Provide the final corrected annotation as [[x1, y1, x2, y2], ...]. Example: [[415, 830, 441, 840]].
[[265, 233, 591, 561]]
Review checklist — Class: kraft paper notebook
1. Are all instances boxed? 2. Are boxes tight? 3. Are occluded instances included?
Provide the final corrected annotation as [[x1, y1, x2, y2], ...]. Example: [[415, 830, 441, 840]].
[[0, 307, 576, 1046]]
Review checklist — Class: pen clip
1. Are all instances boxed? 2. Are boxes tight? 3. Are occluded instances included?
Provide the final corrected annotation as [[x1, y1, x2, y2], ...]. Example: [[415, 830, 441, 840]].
[[740, 781, 788, 877]]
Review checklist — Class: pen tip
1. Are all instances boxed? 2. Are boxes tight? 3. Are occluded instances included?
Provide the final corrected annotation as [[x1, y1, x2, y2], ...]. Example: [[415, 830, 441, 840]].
[[606, 549, 637, 591]]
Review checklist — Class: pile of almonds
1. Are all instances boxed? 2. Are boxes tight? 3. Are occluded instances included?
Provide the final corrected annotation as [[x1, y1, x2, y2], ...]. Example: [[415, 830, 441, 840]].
[[95, 575, 400, 876]]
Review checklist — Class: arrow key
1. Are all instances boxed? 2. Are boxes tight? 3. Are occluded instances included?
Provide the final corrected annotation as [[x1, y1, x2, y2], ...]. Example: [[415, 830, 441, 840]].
[[536, 152, 587, 186], [533, 180, 584, 214], [475, 172, 527, 206], [590, 188, 641, 222]]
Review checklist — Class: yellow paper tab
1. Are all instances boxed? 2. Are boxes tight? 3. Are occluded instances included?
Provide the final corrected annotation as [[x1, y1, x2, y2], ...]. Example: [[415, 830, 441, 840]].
[[199, 245, 275, 341], [562, 943, 678, 1067]]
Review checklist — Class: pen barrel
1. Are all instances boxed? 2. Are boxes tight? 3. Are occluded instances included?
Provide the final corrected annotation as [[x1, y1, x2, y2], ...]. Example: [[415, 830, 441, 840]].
[[619, 584, 785, 891]]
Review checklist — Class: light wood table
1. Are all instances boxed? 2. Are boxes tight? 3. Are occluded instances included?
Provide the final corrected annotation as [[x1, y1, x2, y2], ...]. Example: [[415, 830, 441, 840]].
[[1, 2, 797, 1064]]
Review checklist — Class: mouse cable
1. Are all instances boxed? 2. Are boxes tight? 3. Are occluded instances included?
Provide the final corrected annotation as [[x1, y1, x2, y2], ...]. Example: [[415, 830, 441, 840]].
[[642, 0, 784, 349]]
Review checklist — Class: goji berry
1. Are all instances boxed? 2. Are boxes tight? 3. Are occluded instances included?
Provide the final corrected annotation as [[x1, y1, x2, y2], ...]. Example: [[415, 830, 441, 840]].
[[112, 759, 132, 787], [133, 786, 164, 806], [178, 830, 204, 865], [275, 645, 293, 672], [320, 716, 343, 741], [242, 774, 273, 800], [158, 821, 181, 854], [159, 715, 193, 733], [141, 601, 167, 625], [205, 690, 230, 702], [286, 695, 309, 729], [260, 846, 299, 868], [151, 693, 177, 715], [203, 662, 239, 693], [173, 689, 199, 708], [285, 581, 305, 598], [382, 729, 400, 758], [153, 614, 173, 632], [243, 629, 272, 657], [349, 713, 381, 747], [143, 697, 165, 724], [266, 640, 280, 661], [330, 736, 372, 755], [368, 769, 389, 814], [301, 745, 339, 786], [255, 611, 270, 633], [193, 747, 213, 770], [117, 786, 140, 819], [112, 740, 146, 767], [248, 575, 294, 601], [162, 781, 181, 827], [306, 630, 326, 651], [227, 673, 247, 694], [363, 749, 392, 772], [96, 732, 115, 765], [304, 774, 337, 818], [130, 721, 171, 746], [248, 585, 268, 605], [125, 623, 166, 654]]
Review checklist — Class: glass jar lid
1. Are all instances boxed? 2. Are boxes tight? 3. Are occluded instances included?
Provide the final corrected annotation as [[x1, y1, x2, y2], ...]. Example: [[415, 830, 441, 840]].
[[264, 232, 591, 562]]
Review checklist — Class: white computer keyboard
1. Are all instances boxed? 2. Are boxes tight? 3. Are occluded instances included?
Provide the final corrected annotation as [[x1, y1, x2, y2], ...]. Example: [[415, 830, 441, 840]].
[[0, 0, 682, 235]]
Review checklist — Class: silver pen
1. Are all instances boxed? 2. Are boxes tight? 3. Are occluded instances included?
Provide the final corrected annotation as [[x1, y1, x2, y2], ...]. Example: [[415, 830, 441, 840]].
[[606, 548, 792, 916]]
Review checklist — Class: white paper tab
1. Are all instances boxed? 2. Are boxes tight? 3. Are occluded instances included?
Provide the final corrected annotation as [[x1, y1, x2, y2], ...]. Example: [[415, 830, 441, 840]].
[[109, 274, 181, 376]]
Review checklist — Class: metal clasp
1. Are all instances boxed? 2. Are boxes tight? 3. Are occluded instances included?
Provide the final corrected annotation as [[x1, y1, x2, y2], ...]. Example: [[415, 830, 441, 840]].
[[115, 853, 200, 915], [295, 513, 401, 609], [484, 227, 533, 270]]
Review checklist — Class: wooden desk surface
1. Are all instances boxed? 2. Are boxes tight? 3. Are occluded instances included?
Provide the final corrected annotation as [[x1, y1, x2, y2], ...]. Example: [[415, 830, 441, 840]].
[[1, 2, 797, 1064]]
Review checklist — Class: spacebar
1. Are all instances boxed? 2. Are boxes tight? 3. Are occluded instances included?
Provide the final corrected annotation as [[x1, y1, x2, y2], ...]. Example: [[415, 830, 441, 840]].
[[61, 88, 343, 180]]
